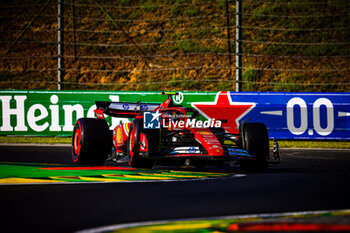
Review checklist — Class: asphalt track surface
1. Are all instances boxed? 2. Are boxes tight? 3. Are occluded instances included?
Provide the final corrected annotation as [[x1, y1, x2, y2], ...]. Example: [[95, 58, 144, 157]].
[[0, 145, 350, 232]]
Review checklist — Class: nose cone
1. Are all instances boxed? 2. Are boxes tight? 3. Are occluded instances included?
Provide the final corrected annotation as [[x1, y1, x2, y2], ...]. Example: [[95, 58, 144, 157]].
[[193, 129, 224, 156]]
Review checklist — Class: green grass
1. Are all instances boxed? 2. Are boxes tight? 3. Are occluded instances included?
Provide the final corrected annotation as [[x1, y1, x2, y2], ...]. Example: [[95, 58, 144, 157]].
[[0, 136, 71, 144], [269, 140, 350, 150], [184, 6, 200, 17], [242, 69, 260, 91], [1, 136, 349, 149]]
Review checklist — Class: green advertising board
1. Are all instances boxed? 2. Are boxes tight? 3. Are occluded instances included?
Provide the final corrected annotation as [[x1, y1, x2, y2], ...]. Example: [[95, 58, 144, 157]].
[[0, 90, 216, 136]]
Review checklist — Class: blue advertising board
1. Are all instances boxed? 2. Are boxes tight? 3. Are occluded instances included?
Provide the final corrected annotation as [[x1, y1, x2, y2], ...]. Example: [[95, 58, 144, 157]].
[[191, 91, 350, 140], [202, 92, 350, 140]]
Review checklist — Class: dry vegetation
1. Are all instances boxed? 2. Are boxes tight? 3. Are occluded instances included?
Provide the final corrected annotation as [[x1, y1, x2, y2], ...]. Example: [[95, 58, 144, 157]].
[[0, 0, 349, 91]]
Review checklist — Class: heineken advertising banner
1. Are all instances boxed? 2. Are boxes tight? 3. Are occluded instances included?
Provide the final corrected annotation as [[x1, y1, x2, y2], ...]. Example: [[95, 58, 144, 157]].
[[0, 90, 349, 140]]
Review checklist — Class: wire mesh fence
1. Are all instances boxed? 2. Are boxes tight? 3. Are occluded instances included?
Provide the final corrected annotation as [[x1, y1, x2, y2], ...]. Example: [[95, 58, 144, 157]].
[[0, 0, 349, 91]]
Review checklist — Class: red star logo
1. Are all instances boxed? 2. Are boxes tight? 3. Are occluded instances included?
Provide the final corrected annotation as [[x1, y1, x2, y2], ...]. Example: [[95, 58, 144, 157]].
[[191, 91, 255, 134]]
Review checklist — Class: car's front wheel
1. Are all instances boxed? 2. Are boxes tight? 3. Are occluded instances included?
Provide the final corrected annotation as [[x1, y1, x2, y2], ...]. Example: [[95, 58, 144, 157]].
[[239, 122, 269, 172]]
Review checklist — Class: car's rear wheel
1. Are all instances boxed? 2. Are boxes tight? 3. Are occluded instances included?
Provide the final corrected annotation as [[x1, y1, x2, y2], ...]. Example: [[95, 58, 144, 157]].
[[127, 118, 155, 168], [239, 123, 269, 172], [72, 118, 111, 165]]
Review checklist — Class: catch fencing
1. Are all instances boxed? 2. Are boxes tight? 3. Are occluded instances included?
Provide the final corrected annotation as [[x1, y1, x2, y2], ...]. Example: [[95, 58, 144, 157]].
[[0, 0, 349, 91]]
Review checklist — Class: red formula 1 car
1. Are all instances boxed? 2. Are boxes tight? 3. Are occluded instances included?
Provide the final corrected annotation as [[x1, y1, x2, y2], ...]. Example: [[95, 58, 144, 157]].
[[72, 92, 274, 172]]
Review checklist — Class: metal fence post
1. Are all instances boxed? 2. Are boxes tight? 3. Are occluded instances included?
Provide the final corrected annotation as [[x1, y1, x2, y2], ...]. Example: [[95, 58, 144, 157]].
[[235, 0, 242, 92], [58, 0, 64, 90]]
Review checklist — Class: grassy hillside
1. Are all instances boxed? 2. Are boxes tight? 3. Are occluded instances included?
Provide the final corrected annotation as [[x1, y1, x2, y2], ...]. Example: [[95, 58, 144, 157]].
[[0, 0, 349, 91]]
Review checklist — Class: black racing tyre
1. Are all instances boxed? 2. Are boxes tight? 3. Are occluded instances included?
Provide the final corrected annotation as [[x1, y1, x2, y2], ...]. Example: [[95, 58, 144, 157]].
[[127, 118, 155, 168], [240, 123, 269, 172], [72, 118, 111, 165]]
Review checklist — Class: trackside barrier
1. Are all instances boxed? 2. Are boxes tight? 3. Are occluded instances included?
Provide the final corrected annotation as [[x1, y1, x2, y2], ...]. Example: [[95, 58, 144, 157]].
[[0, 90, 349, 140]]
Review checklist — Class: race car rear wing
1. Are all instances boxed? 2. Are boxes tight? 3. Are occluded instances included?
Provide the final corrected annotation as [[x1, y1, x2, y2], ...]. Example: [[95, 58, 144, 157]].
[[95, 101, 160, 118]]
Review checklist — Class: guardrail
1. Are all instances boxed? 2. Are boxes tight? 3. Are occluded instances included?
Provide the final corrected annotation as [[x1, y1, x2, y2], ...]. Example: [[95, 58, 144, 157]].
[[0, 90, 349, 140]]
